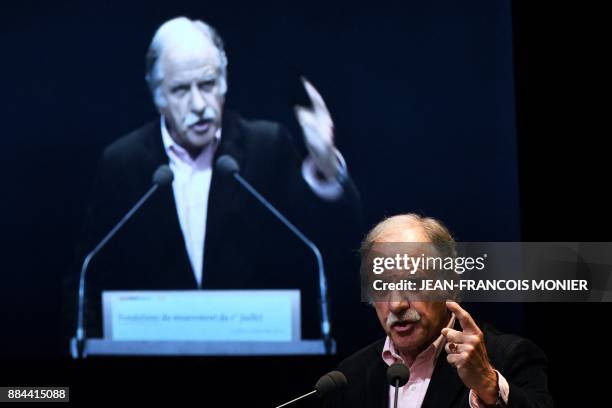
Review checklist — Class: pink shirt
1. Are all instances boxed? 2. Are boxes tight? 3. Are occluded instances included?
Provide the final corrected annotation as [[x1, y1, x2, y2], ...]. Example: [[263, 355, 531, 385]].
[[161, 118, 219, 287], [382, 315, 455, 408], [381, 315, 509, 408]]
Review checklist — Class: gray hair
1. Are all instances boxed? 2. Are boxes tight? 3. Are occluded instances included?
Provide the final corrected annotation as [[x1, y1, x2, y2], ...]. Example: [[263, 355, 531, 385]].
[[360, 213, 459, 304], [145, 17, 228, 107], [360, 213, 457, 261]]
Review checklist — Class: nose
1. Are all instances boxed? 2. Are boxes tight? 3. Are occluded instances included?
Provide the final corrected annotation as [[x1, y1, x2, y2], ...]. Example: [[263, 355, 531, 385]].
[[389, 297, 410, 315], [190, 84, 206, 114]]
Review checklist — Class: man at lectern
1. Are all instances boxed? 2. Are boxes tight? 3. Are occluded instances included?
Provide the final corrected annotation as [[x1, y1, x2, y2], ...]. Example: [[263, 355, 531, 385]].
[[65, 17, 362, 342]]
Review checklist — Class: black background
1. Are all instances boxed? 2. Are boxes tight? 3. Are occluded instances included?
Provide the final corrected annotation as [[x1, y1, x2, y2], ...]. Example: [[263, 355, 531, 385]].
[[514, 0, 608, 406], [0, 0, 608, 406]]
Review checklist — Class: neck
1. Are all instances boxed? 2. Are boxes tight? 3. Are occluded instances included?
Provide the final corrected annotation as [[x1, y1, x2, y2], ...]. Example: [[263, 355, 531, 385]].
[[185, 145, 205, 160], [399, 339, 431, 363], [397, 312, 452, 362]]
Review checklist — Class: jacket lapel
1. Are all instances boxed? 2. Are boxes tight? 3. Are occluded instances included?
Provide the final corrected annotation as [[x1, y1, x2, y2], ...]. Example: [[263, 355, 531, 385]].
[[202, 111, 249, 287], [365, 341, 391, 408], [421, 321, 466, 408]]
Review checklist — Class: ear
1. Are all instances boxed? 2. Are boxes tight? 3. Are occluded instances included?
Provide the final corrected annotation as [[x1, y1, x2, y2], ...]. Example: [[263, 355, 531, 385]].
[[219, 76, 228, 95], [154, 87, 168, 110]]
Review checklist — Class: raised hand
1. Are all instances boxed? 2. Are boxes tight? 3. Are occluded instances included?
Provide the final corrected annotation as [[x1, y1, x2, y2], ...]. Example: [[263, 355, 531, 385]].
[[294, 77, 339, 179], [442, 301, 499, 406]]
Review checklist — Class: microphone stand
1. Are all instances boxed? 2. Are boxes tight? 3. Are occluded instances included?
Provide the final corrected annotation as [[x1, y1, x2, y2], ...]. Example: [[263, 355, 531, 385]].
[[393, 378, 400, 408], [71, 183, 160, 359], [232, 172, 334, 355], [274, 390, 317, 408]]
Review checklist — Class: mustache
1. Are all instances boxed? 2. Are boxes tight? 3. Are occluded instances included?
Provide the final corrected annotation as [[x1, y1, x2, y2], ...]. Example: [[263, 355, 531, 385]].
[[386, 308, 421, 328], [184, 107, 217, 127]]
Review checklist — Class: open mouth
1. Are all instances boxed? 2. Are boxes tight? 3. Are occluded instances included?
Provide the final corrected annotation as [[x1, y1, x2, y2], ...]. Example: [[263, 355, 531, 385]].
[[391, 320, 417, 334], [190, 119, 213, 134]]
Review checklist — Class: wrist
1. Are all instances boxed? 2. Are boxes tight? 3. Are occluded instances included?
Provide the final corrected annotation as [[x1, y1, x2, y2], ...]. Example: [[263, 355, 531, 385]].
[[313, 160, 340, 181], [475, 368, 499, 406], [311, 148, 346, 182]]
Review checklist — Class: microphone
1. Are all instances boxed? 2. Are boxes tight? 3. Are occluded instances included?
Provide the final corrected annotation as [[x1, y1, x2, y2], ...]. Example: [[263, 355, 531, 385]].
[[216, 154, 240, 175], [387, 362, 410, 408], [215, 155, 334, 354], [274, 370, 347, 408], [71, 164, 174, 359], [152, 165, 174, 186]]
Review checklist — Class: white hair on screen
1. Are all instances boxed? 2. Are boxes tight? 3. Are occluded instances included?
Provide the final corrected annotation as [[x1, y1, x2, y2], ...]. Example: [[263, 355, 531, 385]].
[[145, 17, 228, 108]]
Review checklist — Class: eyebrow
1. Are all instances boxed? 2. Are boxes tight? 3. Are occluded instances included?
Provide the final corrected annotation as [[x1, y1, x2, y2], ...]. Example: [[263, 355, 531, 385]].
[[169, 74, 218, 88]]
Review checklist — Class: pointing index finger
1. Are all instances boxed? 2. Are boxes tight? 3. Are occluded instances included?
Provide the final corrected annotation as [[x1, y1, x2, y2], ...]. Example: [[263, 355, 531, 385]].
[[446, 301, 479, 333], [301, 77, 330, 116]]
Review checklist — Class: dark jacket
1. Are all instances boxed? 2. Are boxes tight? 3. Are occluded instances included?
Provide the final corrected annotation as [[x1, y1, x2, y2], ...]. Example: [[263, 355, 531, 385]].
[[328, 323, 552, 408]]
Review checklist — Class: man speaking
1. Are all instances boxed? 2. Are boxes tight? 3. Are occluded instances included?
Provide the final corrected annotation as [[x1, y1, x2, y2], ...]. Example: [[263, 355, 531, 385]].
[[329, 214, 552, 407], [66, 17, 362, 339]]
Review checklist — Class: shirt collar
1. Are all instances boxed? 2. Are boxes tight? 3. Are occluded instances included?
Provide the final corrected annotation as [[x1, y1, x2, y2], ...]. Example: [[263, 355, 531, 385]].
[[382, 313, 456, 368]]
